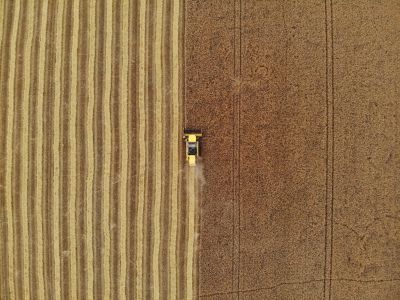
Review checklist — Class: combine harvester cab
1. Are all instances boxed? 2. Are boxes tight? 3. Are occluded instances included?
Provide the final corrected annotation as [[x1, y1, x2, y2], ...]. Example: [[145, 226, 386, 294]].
[[183, 129, 203, 167]]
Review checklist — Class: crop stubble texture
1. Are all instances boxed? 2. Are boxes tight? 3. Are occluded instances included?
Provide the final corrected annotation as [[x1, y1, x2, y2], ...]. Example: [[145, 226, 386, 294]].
[[0, 0, 197, 299]]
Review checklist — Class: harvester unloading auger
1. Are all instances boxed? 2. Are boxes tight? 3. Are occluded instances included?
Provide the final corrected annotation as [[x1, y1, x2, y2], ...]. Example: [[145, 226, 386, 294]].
[[183, 129, 203, 167]]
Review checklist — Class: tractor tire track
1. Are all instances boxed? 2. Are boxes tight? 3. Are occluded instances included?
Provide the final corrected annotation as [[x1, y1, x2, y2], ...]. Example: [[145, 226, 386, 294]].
[[0, 1, 11, 298], [153, 0, 165, 297], [53, 1, 63, 298], [162, 1, 173, 296], [69, 0, 79, 297], [169, 0, 182, 297], [186, 166, 198, 300], [93, 1, 105, 298], [102, 1, 112, 298], [31, 1, 48, 298], [76, 1, 89, 298], [127, 0, 138, 298], [119, 0, 129, 298], [3, 1, 19, 299], [17, 0, 35, 298], [110, 1, 121, 298], [86, 1, 96, 298], [145, 1, 155, 298], [27, 4, 41, 298], [42, 1, 56, 297], [60, 0, 73, 297], [136, 0, 148, 298]]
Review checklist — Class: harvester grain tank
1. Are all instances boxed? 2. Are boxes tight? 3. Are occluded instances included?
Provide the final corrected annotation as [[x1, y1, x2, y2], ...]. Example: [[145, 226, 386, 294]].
[[183, 129, 203, 167]]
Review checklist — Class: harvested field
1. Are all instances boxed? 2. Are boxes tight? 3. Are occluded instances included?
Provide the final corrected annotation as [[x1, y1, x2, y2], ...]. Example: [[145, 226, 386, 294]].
[[0, 0, 196, 299], [1, 0, 400, 300]]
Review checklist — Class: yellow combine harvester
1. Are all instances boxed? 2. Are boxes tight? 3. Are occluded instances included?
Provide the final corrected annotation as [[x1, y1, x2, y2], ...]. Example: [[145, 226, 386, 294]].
[[183, 129, 202, 167]]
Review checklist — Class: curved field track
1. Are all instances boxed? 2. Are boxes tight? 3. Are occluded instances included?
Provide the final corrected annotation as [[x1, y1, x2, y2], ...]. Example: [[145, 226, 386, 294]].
[[0, 0, 197, 299]]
